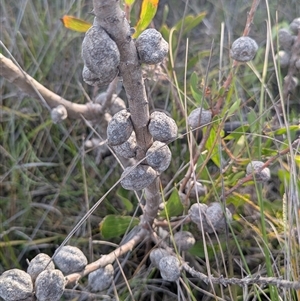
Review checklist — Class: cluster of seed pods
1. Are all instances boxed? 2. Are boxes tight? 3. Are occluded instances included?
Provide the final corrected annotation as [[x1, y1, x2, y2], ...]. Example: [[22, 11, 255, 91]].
[[275, 18, 300, 92], [0, 246, 114, 301], [81, 25, 172, 191]]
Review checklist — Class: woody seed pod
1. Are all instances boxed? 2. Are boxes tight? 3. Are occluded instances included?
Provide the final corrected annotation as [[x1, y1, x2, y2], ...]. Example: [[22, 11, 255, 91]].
[[184, 180, 207, 199], [205, 202, 232, 233], [35, 269, 65, 301], [275, 50, 291, 68], [107, 110, 133, 146], [146, 141, 172, 173], [82, 65, 103, 87], [230, 37, 258, 62], [188, 203, 208, 224], [284, 75, 299, 93], [188, 107, 212, 128], [136, 28, 169, 64], [113, 131, 137, 159], [27, 253, 55, 283], [159, 256, 181, 282], [82, 24, 120, 86], [289, 18, 300, 35], [278, 28, 294, 50], [173, 231, 195, 251], [53, 246, 88, 275], [149, 248, 169, 268], [51, 105, 68, 124], [246, 160, 271, 182], [148, 111, 178, 142], [121, 165, 157, 190], [0, 269, 33, 301], [88, 264, 114, 292]]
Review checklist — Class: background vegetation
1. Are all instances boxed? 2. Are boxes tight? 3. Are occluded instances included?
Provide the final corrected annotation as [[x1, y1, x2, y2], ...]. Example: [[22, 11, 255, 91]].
[[1, 0, 300, 300]]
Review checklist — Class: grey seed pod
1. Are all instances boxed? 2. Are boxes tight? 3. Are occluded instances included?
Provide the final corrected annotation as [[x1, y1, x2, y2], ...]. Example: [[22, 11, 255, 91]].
[[230, 37, 258, 62], [121, 164, 157, 190], [215, 207, 233, 232], [82, 24, 120, 86], [184, 180, 207, 199], [88, 264, 114, 292], [205, 203, 233, 233], [159, 256, 181, 282], [51, 105, 68, 124], [113, 131, 137, 158], [278, 29, 294, 51], [136, 28, 169, 64], [284, 75, 299, 93], [53, 246, 88, 275], [0, 269, 33, 301], [289, 18, 300, 35], [188, 107, 212, 128], [35, 269, 65, 301], [146, 141, 172, 173], [188, 203, 208, 227], [95, 92, 126, 116], [148, 111, 178, 142], [149, 248, 170, 268], [179, 191, 190, 208], [27, 253, 55, 283], [275, 50, 291, 68], [173, 231, 195, 251], [246, 160, 271, 182], [107, 109, 133, 146], [82, 65, 103, 87]]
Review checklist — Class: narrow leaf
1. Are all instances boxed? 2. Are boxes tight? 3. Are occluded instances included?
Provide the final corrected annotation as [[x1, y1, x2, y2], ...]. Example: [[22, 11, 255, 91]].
[[61, 15, 92, 33], [125, 0, 136, 5], [99, 215, 139, 239], [133, 0, 159, 38]]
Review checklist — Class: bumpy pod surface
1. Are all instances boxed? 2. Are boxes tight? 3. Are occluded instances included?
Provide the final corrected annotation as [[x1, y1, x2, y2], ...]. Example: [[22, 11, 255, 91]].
[[35, 269, 65, 301], [146, 141, 172, 173], [230, 37, 258, 62], [53, 246, 88, 275], [246, 160, 270, 182], [188, 108, 212, 128], [188, 203, 208, 225], [88, 264, 114, 292], [290, 18, 300, 35], [149, 248, 170, 268], [121, 165, 157, 190], [136, 28, 169, 64], [159, 256, 181, 282], [82, 24, 120, 86], [82, 65, 103, 87], [107, 110, 133, 146], [148, 111, 178, 142], [0, 269, 33, 301], [27, 253, 55, 283], [278, 29, 294, 50], [174, 231, 195, 251], [113, 131, 137, 158], [205, 202, 232, 233]]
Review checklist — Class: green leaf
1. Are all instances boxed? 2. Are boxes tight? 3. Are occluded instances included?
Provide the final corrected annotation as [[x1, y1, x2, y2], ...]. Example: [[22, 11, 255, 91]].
[[124, 0, 136, 5], [116, 188, 134, 213], [99, 215, 139, 239], [159, 189, 184, 218], [204, 124, 221, 168], [227, 98, 241, 116], [190, 72, 203, 103], [133, 0, 159, 38]]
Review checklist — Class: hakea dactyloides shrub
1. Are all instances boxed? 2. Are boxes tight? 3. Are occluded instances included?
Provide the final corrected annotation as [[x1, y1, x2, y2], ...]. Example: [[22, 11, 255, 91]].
[[2, 0, 284, 300]]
